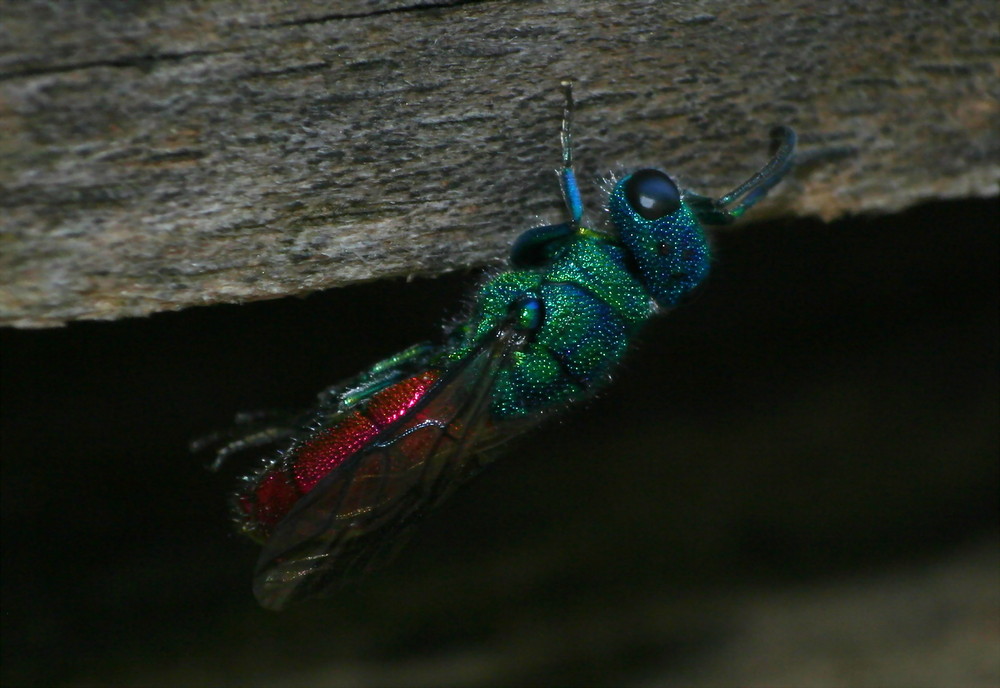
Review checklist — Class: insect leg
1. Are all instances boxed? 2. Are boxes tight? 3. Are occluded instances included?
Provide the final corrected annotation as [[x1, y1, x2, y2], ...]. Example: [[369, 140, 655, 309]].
[[558, 80, 584, 225], [509, 222, 576, 268], [330, 343, 440, 410], [193, 410, 304, 472], [686, 125, 797, 225]]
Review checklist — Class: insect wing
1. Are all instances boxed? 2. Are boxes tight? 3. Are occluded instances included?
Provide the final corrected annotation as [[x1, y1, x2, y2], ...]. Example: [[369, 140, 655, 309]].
[[252, 328, 534, 610]]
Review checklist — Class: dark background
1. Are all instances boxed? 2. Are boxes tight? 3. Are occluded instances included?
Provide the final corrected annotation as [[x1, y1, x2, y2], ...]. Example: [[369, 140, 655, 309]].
[[2, 198, 997, 686]]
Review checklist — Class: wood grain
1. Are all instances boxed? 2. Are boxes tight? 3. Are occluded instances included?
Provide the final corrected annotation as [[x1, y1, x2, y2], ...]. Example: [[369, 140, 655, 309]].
[[2, 0, 997, 326]]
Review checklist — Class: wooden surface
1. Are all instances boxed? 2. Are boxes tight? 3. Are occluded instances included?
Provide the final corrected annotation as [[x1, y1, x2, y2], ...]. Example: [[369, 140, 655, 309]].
[[1, 0, 998, 327]]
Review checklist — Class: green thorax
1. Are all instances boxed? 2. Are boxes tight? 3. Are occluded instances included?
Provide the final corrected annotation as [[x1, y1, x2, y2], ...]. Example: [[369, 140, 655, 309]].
[[448, 228, 658, 419]]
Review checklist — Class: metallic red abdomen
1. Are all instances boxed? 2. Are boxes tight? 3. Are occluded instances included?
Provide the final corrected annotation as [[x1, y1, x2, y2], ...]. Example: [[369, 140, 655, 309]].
[[237, 370, 440, 539]]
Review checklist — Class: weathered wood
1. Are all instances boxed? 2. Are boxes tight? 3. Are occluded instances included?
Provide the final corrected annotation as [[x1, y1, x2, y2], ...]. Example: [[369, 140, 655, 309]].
[[1, 0, 997, 327]]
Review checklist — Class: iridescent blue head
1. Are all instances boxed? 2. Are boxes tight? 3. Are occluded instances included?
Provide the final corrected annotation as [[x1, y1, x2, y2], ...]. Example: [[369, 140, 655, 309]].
[[608, 169, 710, 308], [543, 82, 794, 308]]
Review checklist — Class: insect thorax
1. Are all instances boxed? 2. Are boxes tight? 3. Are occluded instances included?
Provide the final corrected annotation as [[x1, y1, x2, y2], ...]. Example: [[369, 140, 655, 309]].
[[453, 232, 658, 419]]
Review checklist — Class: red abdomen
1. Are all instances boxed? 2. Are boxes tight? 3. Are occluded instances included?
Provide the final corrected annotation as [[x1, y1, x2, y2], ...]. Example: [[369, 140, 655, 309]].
[[236, 370, 441, 540]]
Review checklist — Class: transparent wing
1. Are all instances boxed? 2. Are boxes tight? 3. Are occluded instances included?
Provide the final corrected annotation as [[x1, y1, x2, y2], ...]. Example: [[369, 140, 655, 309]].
[[252, 326, 539, 610]]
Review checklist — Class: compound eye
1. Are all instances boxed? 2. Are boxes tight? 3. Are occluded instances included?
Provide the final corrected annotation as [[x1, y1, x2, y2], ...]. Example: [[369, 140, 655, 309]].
[[624, 169, 681, 221]]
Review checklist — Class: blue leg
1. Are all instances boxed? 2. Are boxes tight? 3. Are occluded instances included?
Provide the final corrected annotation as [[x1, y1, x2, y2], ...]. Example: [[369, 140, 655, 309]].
[[559, 80, 584, 225], [509, 82, 585, 268]]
